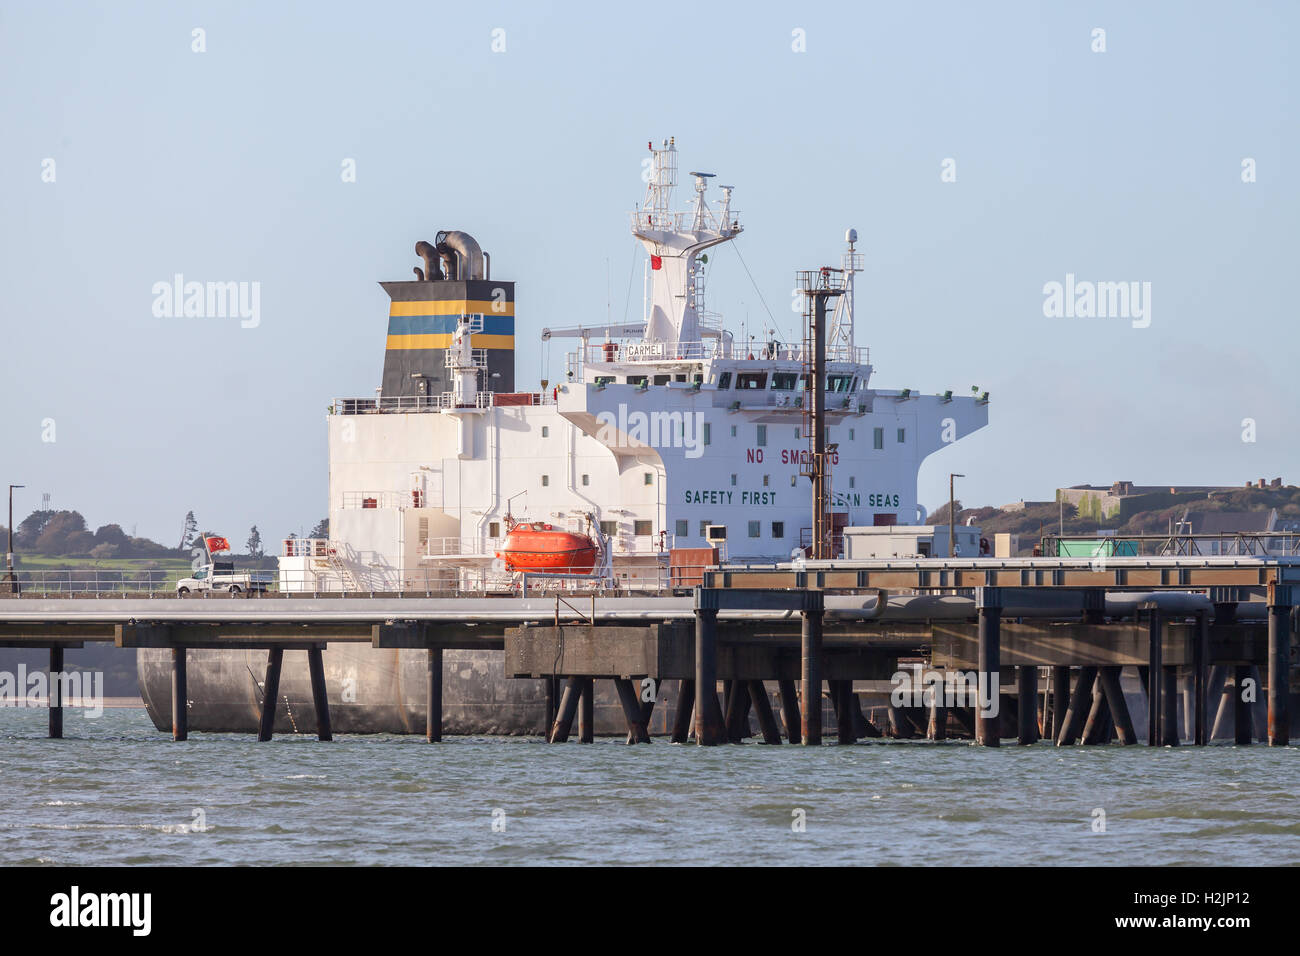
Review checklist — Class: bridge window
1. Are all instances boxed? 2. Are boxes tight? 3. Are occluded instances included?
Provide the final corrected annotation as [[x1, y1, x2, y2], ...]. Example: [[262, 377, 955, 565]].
[[626, 375, 647, 386], [716, 372, 732, 389], [828, 374, 854, 393], [772, 372, 798, 390], [736, 372, 767, 390], [653, 375, 670, 386]]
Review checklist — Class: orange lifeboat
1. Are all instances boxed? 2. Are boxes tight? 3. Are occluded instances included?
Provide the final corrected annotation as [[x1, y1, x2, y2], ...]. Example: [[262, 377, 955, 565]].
[[496, 521, 598, 574]]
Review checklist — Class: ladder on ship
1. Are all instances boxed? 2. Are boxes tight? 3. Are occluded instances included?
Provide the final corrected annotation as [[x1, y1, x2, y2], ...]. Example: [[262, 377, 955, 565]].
[[324, 543, 361, 591]]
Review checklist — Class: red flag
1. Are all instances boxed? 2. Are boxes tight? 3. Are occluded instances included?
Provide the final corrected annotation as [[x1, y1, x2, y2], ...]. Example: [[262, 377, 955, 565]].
[[205, 536, 231, 554], [650, 255, 662, 270]]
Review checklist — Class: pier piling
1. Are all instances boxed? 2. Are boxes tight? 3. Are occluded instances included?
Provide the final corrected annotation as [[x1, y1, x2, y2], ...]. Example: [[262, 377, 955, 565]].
[[1146, 610, 1162, 746], [800, 601, 823, 746], [1017, 665, 1037, 745], [580, 678, 594, 744], [670, 680, 694, 743], [749, 680, 783, 744], [694, 603, 723, 746], [547, 677, 580, 743], [928, 688, 947, 741], [307, 647, 332, 742], [1267, 583, 1291, 746], [976, 589, 1001, 747], [1161, 666, 1179, 746], [171, 648, 187, 741], [614, 678, 650, 744], [426, 646, 443, 742], [257, 647, 283, 742], [48, 645, 63, 739], [1233, 666, 1253, 746], [1051, 666, 1069, 741], [1194, 613, 1208, 745], [777, 679, 802, 744], [1098, 666, 1136, 745], [1057, 665, 1098, 746]]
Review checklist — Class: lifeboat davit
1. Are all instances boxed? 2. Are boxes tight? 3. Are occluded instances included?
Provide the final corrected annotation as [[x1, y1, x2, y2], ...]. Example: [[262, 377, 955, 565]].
[[496, 522, 598, 574]]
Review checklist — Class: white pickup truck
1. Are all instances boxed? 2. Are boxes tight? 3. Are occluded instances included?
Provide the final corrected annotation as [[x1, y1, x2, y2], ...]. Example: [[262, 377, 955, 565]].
[[176, 560, 273, 596]]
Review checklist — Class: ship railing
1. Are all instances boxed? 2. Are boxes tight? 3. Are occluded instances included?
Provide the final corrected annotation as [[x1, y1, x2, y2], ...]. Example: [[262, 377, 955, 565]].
[[331, 392, 546, 414], [628, 210, 743, 234], [282, 538, 331, 558], [340, 491, 407, 510]]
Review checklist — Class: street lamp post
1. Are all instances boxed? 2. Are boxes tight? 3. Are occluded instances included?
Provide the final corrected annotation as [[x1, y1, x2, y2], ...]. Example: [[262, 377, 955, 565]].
[[948, 473, 964, 558], [5, 484, 24, 592]]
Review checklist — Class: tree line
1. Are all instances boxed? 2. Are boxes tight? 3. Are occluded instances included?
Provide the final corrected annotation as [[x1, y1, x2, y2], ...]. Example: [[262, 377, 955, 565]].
[[0, 509, 329, 560]]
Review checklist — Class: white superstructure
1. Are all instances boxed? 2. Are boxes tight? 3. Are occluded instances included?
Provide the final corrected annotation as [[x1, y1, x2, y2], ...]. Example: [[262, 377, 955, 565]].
[[280, 140, 990, 592]]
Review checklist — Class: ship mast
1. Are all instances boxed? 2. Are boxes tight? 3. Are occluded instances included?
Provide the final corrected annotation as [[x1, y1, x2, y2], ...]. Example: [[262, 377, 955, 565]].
[[827, 228, 863, 359], [632, 138, 742, 352]]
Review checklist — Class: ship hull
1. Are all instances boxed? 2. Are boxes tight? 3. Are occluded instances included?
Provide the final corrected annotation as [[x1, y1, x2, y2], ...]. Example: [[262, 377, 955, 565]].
[[137, 644, 673, 736]]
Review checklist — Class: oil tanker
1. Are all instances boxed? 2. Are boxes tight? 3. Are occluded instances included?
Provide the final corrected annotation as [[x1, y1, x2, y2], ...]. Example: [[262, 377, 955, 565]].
[[138, 139, 988, 735]]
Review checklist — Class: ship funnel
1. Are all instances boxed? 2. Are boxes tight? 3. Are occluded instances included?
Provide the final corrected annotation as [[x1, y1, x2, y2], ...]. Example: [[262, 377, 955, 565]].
[[415, 240, 443, 282], [435, 230, 485, 281]]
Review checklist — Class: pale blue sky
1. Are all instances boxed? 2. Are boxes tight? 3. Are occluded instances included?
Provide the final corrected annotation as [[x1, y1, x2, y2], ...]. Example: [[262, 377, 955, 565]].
[[2, 0, 1295, 544]]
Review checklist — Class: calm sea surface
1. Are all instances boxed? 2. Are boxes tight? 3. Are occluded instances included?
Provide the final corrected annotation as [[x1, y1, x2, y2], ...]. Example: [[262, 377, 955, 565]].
[[2, 708, 1297, 866]]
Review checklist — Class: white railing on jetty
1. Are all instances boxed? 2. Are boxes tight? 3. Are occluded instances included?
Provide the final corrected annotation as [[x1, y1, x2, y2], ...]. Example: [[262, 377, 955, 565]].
[[0, 563, 716, 597]]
